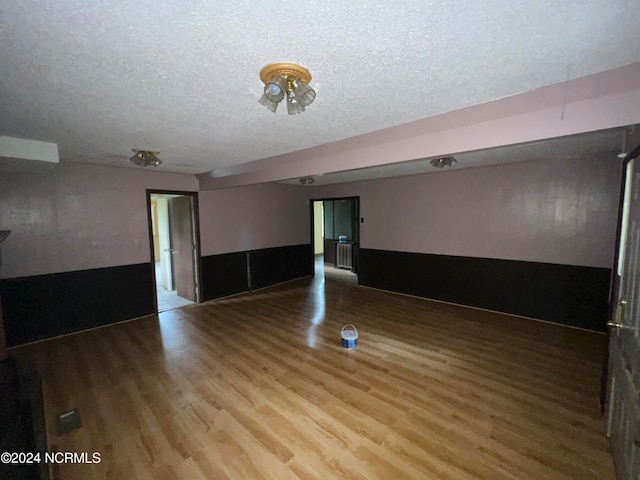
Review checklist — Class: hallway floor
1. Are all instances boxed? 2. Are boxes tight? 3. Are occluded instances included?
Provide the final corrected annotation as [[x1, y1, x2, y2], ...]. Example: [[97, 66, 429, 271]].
[[155, 261, 194, 312]]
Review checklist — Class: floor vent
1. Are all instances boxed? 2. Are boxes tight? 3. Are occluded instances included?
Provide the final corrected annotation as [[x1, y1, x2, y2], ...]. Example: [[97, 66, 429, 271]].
[[56, 408, 81, 435]]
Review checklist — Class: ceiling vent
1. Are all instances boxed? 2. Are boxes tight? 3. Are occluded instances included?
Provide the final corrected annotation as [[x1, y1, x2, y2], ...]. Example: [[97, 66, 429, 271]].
[[0, 136, 59, 173]]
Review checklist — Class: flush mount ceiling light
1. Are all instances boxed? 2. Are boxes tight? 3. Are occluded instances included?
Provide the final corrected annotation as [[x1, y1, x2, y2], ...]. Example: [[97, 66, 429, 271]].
[[430, 156, 457, 168], [259, 62, 316, 115], [130, 149, 162, 167]]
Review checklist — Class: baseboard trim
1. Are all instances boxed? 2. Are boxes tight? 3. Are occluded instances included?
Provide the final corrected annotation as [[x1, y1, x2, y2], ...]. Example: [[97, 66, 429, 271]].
[[358, 284, 606, 335], [202, 275, 313, 303], [7, 312, 158, 350]]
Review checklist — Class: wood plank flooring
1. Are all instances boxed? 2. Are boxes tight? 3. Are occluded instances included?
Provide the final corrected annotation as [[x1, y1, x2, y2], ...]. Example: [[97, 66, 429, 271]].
[[11, 262, 615, 479]]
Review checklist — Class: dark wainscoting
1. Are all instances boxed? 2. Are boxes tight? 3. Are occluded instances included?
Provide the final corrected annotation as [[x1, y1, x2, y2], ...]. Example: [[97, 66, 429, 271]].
[[1, 245, 314, 347], [201, 244, 313, 300], [249, 244, 313, 290], [0, 263, 155, 347], [359, 248, 611, 331], [201, 252, 248, 301]]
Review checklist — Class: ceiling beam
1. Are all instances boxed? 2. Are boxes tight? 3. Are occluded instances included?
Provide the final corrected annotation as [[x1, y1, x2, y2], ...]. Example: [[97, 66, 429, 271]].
[[198, 62, 640, 190], [0, 136, 60, 173]]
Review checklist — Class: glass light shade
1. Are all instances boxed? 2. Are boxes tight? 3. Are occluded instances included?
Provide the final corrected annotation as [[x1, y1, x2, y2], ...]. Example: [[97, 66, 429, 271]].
[[287, 101, 305, 115], [259, 93, 279, 113], [146, 153, 161, 167], [286, 93, 305, 115], [130, 152, 145, 166], [130, 151, 162, 167], [293, 79, 316, 107], [264, 75, 286, 102]]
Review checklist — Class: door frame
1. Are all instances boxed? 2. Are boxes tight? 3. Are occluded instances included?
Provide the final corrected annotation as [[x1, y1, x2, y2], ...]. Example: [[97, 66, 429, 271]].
[[146, 189, 203, 313], [309, 196, 360, 276]]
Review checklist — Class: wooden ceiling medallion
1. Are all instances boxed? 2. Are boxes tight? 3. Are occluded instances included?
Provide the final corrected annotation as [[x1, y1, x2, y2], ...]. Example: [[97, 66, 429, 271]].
[[260, 62, 312, 84]]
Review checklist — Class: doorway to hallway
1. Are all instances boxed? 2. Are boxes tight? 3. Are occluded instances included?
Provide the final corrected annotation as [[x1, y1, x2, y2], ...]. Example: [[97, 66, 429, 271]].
[[312, 200, 324, 266], [310, 196, 360, 278], [147, 190, 202, 312]]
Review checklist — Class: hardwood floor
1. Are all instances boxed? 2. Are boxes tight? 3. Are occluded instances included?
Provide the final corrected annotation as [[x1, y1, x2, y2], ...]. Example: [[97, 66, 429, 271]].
[[11, 261, 615, 479]]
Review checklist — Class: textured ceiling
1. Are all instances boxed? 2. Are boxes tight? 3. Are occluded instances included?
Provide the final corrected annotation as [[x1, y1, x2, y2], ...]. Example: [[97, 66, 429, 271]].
[[280, 127, 629, 186], [1, 1, 639, 175]]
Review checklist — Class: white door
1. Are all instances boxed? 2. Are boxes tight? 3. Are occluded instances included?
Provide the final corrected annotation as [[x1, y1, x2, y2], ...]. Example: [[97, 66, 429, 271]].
[[608, 156, 640, 479]]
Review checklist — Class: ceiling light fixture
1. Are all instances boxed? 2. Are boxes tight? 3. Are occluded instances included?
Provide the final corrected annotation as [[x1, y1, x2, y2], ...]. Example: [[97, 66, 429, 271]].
[[430, 156, 457, 168], [259, 62, 316, 115], [130, 149, 162, 167], [299, 177, 315, 185]]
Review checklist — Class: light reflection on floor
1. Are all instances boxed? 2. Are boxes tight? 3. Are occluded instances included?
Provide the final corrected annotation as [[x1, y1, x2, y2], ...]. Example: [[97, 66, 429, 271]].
[[306, 256, 327, 348], [157, 308, 191, 354]]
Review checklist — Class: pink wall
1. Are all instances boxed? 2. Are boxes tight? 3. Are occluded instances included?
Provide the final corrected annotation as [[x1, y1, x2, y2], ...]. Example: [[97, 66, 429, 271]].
[[198, 183, 309, 256], [0, 162, 312, 278], [0, 161, 198, 279], [0, 151, 621, 281], [311, 155, 622, 268]]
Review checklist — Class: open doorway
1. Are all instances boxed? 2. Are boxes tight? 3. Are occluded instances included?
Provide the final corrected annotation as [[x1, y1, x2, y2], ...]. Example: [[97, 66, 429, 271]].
[[147, 190, 202, 312], [311, 196, 360, 278], [313, 201, 324, 263]]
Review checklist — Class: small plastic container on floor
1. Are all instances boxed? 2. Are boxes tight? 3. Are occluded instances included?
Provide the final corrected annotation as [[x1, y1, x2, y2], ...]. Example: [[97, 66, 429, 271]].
[[341, 324, 358, 349]]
